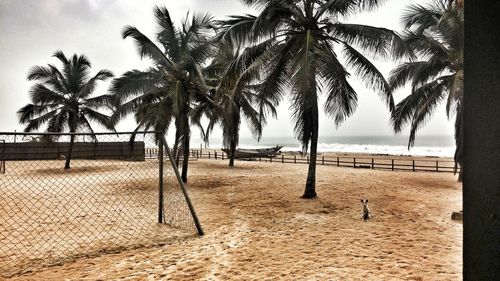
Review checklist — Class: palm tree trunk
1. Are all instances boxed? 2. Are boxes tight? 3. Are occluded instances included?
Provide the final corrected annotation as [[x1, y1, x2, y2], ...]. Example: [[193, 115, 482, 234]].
[[173, 127, 181, 167], [181, 117, 190, 183], [64, 133, 75, 169], [302, 100, 319, 199], [228, 136, 237, 167], [229, 122, 240, 167], [181, 133, 190, 183]]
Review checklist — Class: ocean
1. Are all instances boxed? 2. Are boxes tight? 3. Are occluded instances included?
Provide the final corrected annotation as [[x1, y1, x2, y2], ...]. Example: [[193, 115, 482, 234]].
[[200, 135, 456, 158]]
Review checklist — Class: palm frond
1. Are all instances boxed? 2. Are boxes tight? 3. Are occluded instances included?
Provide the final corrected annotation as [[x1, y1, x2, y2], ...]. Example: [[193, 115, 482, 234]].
[[341, 43, 393, 110], [391, 79, 447, 135], [331, 23, 413, 60], [123, 26, 174, 67]]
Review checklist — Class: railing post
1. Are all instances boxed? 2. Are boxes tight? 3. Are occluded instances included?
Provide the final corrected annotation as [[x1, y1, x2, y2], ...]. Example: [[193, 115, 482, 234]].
[[282, 155, 284, 163], [215, 151, 217, 159], [371, 158, 374, 169], [353, 157, 356, 168], [413, 160, 415, 172], [436, 161, 439, 172], [209, 152, 211, 159], [337, 157, 339, 166], [158, 137, 164, 224], [222, 153, 224, 160], [392, 159, 394, 171], [294, 155, 296, 164], [322, 156, 324, 165]]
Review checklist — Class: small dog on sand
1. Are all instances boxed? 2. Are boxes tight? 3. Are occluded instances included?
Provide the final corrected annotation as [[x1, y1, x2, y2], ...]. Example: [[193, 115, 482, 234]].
[[361, 199, 371, 221]]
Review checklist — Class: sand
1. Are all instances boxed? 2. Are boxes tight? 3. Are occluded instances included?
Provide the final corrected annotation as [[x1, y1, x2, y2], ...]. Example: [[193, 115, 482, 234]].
[[3, 157, 462, 280]]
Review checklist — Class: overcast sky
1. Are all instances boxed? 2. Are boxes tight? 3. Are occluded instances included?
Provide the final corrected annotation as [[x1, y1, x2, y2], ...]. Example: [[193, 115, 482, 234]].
[[0, 0, 454, 143]]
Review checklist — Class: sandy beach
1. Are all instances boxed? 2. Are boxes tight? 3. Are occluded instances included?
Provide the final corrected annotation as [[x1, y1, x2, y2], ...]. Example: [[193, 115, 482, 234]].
[[3, 155, 462, 281]]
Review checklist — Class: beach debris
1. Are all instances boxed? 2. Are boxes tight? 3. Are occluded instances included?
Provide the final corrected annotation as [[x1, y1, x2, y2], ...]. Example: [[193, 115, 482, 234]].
[[361, 199, 371, 221]]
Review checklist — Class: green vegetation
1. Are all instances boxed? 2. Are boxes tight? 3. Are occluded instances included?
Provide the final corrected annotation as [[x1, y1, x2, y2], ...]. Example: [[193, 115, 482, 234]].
[[18, 51, 115, 169], [18, 0, 464, 189], [389, 0, 463, 180]]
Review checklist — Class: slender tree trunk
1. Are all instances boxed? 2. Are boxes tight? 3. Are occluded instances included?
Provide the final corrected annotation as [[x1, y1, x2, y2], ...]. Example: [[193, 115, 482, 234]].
[[181, 116, 190, 183], [228, 136, 237, 167], [173, 126, 181, 167], [64, 133, 75, 169], [302, 97, 319, 199]]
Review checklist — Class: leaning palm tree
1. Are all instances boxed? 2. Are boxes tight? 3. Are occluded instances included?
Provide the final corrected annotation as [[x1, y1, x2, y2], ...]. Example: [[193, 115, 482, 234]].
[[218, 0, 410, 198], [110, 6, 214, 182], [18, 51, 115, 169], [198, 39, 276, 166], [389, 0, 463, 180]]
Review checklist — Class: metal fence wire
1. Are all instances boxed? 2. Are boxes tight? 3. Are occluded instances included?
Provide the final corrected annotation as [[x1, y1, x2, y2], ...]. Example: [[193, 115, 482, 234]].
[[0, 131, 201, 277]]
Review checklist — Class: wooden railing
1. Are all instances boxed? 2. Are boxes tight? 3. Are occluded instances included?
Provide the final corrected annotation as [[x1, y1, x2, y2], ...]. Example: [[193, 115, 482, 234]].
[[145, 147, 459, 173]]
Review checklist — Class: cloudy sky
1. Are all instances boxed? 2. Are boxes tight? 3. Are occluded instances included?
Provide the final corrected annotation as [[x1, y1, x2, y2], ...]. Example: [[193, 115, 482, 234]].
[[0, 0, 454, 144]]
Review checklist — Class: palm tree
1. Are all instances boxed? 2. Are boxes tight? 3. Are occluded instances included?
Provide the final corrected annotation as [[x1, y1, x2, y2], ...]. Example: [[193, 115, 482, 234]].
[[18, 51, 115, 169], [218, 0, 410, 198], [198, 39, 277, 166], [389, 0, 463, 180], [110, 6, 214, 182]]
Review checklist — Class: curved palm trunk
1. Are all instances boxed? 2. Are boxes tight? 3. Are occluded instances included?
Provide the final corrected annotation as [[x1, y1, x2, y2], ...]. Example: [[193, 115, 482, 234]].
[[302, 98, 319, 199], [64, 133, 76, 169], [181, 115, 190, 183]]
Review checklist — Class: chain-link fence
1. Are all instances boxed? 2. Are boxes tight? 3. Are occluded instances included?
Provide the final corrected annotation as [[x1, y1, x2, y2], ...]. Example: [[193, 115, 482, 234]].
[[0, 131, 202, 277]]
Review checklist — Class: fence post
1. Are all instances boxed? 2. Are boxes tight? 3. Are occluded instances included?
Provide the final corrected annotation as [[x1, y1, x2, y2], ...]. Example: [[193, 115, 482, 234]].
[[209, 152, 211, 159], [436, 161, 439, 172], [1, 139, 5, 174], [158, 137, 164, 224], [270, 156, 272, 163], [392, 159, 394, 171], [215, 151, 217, 159], [337, 157, 339, 166], [294, 155, 296, 164], [161, 136, 204, 235], [259, 157, 261, 162], [413, 160, 415, 172], [222, 153, 224, 160], [307, 156, 309, 164], [353, 157, 356, 168], [282, 155, 284, 163], [322, 156, 324, 165], [371, 158, 374, 169]]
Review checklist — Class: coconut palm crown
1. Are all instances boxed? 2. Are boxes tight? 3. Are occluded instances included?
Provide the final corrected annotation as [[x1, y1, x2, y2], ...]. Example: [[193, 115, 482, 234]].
[[110, 6, 215, 182], [389, 0, 463, 179], [217, 0, 411, 197], [195, 39, 277, 166], [18, 51, 115, 169]]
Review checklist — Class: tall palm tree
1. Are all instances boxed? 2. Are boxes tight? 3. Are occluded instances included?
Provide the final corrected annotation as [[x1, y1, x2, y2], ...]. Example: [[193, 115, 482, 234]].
[[218, 0, 410, 198], [110, 6, 214, 182], [389, 0, 463, 180], [198, 39, 277, 166], [18, 51, 115, 169]]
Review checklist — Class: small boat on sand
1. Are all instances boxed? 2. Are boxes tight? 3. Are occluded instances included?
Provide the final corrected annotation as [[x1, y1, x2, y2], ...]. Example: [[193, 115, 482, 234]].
[[221, 145, 283, 158]]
